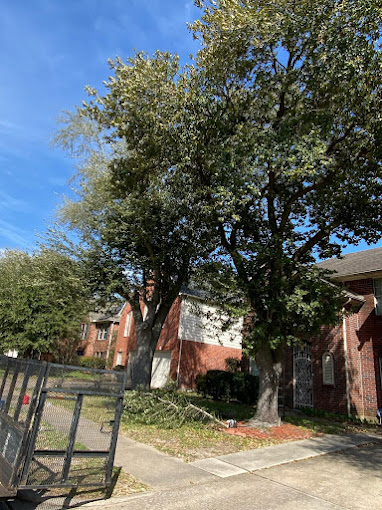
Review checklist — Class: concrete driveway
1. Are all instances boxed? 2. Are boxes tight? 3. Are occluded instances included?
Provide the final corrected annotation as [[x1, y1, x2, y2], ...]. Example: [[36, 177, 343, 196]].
[[4, 442, 382, 510]]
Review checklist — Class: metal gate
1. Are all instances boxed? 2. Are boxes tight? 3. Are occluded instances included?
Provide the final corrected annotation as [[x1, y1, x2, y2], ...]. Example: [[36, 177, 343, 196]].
[[293, 344, 313, 408], [0, 356, 126, 496]]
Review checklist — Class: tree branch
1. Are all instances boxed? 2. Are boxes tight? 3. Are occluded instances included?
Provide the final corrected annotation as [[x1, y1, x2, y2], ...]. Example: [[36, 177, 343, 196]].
[[293, 220, 342, 262]]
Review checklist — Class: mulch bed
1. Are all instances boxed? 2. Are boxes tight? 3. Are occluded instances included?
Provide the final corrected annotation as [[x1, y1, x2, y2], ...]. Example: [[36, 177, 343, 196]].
[[224, 422, 316, 441]]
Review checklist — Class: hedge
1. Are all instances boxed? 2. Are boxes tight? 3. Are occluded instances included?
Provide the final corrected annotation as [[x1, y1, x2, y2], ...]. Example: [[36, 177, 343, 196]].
[[195, 370, 259, 404], [77, 356, 106, 370]]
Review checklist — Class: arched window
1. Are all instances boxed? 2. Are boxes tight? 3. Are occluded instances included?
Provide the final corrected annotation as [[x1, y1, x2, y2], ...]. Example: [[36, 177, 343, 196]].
[[322, 352, 334, 385]]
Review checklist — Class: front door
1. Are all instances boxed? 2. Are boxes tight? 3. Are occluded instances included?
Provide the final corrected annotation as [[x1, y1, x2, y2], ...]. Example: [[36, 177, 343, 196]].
[[293, 344, 313, 408]]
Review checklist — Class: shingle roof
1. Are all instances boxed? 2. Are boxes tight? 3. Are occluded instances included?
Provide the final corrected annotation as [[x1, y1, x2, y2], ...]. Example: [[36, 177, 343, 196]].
[[317, 247, 382, 279], [89, 306, 123, 323]]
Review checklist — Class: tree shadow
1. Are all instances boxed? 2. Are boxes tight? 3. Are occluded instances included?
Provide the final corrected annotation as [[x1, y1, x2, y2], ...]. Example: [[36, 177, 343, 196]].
[[15, 466, 122, 509]]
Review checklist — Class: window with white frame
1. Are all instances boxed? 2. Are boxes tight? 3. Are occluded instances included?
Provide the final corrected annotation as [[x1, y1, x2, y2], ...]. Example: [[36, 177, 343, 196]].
[[96, 324, 109, 340], [374, 279, 382, 316], [322, 351, 335, 385], [124, 312, 132, 337], [116, 351, 123, 366], [81, 323, 89, 340]]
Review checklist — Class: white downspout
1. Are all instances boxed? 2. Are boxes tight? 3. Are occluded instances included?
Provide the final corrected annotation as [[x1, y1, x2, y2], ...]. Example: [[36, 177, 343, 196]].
[[176, 336, 183, 387], [342, 309, 351, 417]]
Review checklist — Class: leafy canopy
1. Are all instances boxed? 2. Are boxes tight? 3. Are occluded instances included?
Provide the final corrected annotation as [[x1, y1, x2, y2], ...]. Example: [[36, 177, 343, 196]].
[[0, 248, 89, 358], [184, 0, 382, 351]]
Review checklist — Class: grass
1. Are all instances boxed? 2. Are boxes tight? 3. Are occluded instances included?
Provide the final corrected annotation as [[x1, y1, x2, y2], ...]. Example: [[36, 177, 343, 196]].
[[41, 387, 382, 465], [120, 394, 285, 462], [36, 423, 88, 451], [23, 467, 149, 506], [284, 409, 382, 436], [187, 394, 255, 421], [121, 419, 277, 462]]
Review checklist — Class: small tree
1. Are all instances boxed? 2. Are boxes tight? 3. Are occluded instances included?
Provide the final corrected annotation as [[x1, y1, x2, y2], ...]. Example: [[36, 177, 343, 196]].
[[0, 248, 89, 360]]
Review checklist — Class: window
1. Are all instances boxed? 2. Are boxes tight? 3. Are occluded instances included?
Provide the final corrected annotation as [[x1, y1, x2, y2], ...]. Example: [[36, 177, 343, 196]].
[[143, 305, 148, 320], [77, 349, 85, 357], [97, 324, 109, 340], [374, 279, 382, 316], [124, 312, 132, 337], [81, 323, 89, 340], [116, 351, 123, 366], [322, 352, 334, 385]]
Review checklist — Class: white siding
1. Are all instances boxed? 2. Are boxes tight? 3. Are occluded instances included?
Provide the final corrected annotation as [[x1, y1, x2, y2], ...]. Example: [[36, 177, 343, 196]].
[[179, 297, 242, 349]]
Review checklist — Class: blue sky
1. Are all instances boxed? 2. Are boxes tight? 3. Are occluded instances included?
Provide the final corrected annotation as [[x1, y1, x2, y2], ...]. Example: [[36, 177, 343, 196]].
[[0, 0, 200, 251], [0, 0, 381, 256]]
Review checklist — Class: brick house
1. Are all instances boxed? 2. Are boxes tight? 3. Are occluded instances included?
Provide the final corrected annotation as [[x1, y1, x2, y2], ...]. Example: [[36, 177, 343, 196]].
[[80, 289, 242, 388], [284, 247, 382, 420], [78, 309, 121, 363]]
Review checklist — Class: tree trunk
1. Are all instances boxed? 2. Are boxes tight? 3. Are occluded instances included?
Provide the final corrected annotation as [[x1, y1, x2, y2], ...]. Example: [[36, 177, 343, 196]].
[[130, 329, 156, 390], [253, 343, 283, 426]]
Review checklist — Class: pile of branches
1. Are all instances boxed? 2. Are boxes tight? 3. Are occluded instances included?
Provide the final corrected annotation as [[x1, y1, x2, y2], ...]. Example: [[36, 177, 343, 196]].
[[123, 387, 226, 429]]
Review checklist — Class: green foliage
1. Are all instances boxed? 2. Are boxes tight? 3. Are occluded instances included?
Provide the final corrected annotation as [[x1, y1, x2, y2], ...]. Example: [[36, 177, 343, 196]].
[[77, 356, 106, 370], [0, 248, 89, 358], [55, 52, 218, 389], [55, 1, 382, 415], [188, 0, 382, 356], [188, 395, 255, 421], [123, 388, 217, 429], [225, 357, 241, 373], [196, 370, 259, 404]]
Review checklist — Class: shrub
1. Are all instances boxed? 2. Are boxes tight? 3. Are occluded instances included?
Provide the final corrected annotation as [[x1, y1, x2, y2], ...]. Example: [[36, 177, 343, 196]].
[[77, 356, 106, 370], [196, 370, 258, 404], [113, 364, 126, 371], [225, 357, 241, 373]]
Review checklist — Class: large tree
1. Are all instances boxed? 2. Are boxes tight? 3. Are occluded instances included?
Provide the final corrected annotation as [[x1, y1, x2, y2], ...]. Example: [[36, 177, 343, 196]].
[[0, 248, 89, 361], [185, 0, 382, 424], [56, 52, 215, 389]]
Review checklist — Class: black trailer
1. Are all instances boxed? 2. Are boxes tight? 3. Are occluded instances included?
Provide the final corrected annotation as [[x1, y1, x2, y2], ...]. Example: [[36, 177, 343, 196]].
[[0, 356, 126, 498]]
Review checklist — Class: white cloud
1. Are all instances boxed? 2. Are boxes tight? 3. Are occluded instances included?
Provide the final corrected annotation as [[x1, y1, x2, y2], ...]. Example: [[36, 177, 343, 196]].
[[0, 192, 31, 213], [0, 220, 33, 248]]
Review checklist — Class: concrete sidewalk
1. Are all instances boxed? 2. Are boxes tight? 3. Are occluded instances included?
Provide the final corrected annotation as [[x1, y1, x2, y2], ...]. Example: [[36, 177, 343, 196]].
[[83, 441, 382, 510], [115, 431, 381, 487], [7, 431, 382, 510], [114, 434, 217, 489]]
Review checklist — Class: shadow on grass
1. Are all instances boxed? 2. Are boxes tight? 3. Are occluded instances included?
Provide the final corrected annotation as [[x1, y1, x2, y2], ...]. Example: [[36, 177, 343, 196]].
[[16, 467, 126, 509]]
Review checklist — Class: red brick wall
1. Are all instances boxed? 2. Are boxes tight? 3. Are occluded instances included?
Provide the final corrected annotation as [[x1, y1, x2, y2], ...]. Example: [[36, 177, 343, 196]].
[[311, 324, 348, 415], [112, 295, 242, 388], [285, 278, 382, 419], [113, 297, 182, 375], [82, 321, 119, 360], [346, 279, 382, 418], [177, 341, 242, 388], [283, 325, 348, 416]]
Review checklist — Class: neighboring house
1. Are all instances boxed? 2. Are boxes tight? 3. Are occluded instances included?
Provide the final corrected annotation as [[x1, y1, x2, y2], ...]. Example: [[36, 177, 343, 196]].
[[112, 288, 243, 389], [284, 247, 382, 420], [78, 308, 121, 362]]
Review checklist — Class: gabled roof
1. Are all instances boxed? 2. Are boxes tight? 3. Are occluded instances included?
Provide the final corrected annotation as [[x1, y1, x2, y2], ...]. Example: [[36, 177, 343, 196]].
[[180, 285, 207, 299], [89, 305, 123, 323], [318, 247, 382, 281]]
